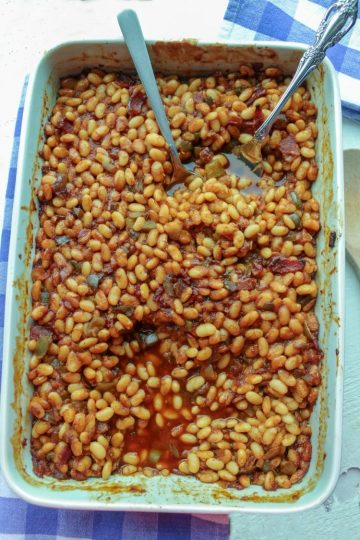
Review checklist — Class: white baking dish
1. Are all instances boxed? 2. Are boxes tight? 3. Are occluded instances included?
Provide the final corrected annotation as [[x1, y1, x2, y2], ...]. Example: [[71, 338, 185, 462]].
[[0, 39, 344, 513]]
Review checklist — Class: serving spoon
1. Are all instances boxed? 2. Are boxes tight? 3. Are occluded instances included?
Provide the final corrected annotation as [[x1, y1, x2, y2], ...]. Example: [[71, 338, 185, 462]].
[[118, 2, 357, 188], [118, 9, 203, 190], [240, 0, 358, 171]]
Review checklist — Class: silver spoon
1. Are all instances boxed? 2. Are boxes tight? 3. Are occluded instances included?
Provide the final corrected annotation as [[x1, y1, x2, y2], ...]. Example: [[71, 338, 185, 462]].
[[117, 9, 201, 190], [240, 0, 358, 171]]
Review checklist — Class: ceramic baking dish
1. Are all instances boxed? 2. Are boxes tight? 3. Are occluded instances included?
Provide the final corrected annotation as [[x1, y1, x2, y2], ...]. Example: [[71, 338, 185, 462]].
[[0, 39, 344, 514]]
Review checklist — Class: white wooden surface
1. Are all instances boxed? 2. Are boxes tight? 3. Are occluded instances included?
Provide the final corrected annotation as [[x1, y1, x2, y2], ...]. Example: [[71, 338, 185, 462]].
[[0, 1, 359, 538]]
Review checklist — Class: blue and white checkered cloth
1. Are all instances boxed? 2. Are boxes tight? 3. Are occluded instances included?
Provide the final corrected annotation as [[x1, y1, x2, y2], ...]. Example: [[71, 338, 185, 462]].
[[1, 2, 359, 537], [221, 0, 360, 121], [0, 81, 229, 540]]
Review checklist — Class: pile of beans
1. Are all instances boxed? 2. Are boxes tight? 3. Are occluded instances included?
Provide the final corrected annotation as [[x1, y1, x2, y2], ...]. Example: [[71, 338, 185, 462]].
[[28, 65, 322, 491]]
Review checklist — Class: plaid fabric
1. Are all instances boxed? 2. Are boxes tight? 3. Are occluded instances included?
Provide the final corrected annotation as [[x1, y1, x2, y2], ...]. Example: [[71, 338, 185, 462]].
[[0, 82, 229, 539], [221, 0, 360, 121]]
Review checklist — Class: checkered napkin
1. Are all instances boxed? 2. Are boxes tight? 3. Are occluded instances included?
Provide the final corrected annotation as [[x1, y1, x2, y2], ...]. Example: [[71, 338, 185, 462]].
[[0, 82, 229, 540], [221, 0, 360, 121]]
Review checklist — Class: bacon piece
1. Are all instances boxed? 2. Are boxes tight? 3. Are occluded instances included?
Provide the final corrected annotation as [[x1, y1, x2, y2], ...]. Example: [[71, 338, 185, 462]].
[[128, 89, 147, 117], [279, 135, 300, 160], [52, 173, 68, 195], [30, 325, 52, 341], [237, 276, 257, 290], [246, 87, 266, 106], [198, 147, 213, 164], [57, 117, 73, 134], [273, 113, 288, 130], [227, 114, 242, 126], [251, 258, 264, 277], [241, 106, 264, 134], [268, 256, 304, 274], [57, 444, 72, 465]]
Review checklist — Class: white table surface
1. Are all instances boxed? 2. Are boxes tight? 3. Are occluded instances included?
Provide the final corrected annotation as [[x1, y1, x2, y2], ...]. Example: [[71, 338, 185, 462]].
[[0, 1, 359, 538]]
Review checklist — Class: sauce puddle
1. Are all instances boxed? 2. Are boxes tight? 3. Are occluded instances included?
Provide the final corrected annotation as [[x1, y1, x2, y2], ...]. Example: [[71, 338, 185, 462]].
[[166, 151, 263, 196], [118, 344, 238, 472]]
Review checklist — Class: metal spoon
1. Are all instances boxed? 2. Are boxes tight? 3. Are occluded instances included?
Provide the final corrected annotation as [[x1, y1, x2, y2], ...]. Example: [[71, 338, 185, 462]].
[[240, 0, 358, 172], [117, 9, 201, 190]]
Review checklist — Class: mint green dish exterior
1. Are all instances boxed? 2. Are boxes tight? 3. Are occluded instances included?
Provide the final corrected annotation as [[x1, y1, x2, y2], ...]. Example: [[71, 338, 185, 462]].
[[0, 40, 344, 513]]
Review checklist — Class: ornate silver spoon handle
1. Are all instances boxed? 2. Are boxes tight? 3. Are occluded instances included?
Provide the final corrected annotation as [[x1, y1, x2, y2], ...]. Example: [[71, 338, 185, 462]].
[[254, 0, 358, 142]]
